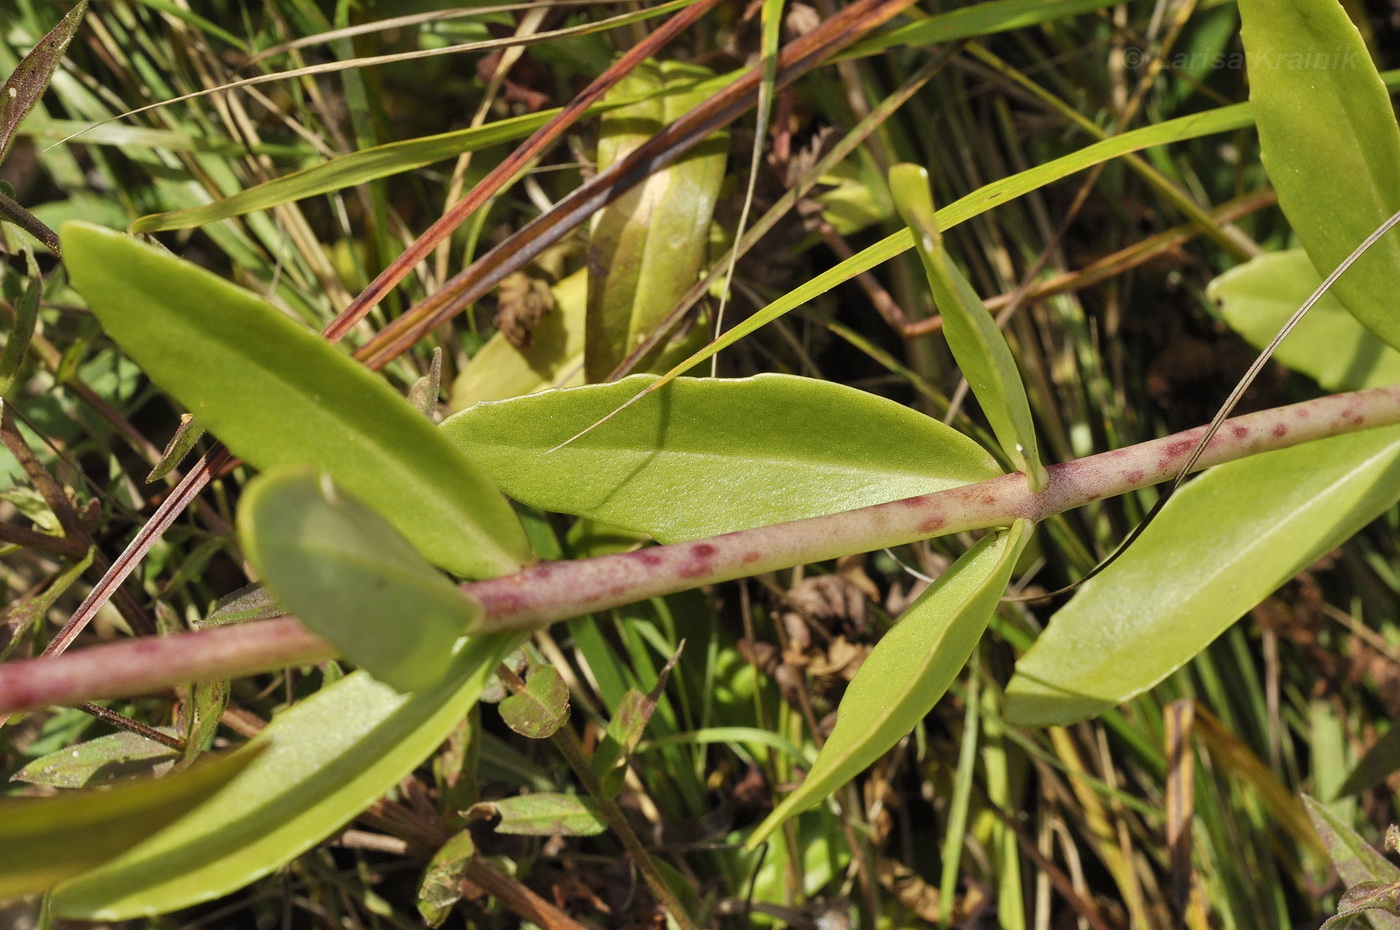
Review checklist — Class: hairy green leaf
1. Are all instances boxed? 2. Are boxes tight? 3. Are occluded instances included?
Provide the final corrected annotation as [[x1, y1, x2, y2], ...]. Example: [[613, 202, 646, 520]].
[[442, 374, 1002, 543], [239, 468, 484, 692], [1306, 796, 1400, 930], [749, 520, 1031, 847], [891, 163, 1045, 489], [1211, 250, 1400, 392], [0, 0, 86, 166], [62, 222, 532, 579], [1004, 428, 1400, 726], [473, 793, 607, 836], [14, 730, 179, 789], [498, 664, 569, 739], [1240, 0, 1400, 350], [51, 636, 518, 919], [0, 747, 255, 901]]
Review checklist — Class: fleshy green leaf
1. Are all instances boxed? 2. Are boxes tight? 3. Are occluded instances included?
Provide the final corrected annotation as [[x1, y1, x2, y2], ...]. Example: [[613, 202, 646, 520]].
[[1004, 428, 1400, 726], [1240, 0, 1400, 350], [1210, 250, 1400, 393], [238, 468, 484, 692], [587, 60, 726, 382], [749, 520, 1031, 847], [442, 374, 1002, 543], [890, 163, 1046, 489], [0, 747, 255, 901], [498, 664, 570, 739], [471, 793, 608, 836], [51, 636, 519, 919], [61, 222, 532, 579], [13, 730, 179, 789]]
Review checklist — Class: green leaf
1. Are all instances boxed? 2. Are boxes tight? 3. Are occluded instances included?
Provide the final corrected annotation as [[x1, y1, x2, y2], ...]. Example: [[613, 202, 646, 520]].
[[1210, 250, 1400, 393], [1004, 427, 1400, 726], [0, 746, 255, 901], [50, 635, 518, 919], [13, 729, 180, 789], [442, 374, 1002, 543], [0, 258, 41, 396], [471, 793, 608, 836], [498, 664, 569, 739], [238, 468, 484, 692], [0, 0, 87, 167], [1305, 796, 1400, 930], [890, 163, 1046, 490], [749, 520, 1031, 847], [418, 830, 476, 928], [586, 60, 726, 382], [1240, 0, 1400, 350], [61, 222, 532, 579]]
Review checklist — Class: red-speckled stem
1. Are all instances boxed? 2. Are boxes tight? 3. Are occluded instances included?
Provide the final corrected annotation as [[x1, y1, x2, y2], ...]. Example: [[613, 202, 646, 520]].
[[2, 384, 1398, 714]]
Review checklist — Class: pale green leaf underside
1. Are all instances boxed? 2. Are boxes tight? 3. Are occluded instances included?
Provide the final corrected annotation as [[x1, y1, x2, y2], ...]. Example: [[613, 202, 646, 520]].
[[1211, 250, 1400, 393], [1241, 0, 1400, 351], [750, 520, 1031, 846], [62, 222, 531, 579], [441, 374, 1003, 544], [238, 468, 484, 693], [52, 636, 518, 919], [1005, 427, 1400, 726], [0, 748, 254, 901]]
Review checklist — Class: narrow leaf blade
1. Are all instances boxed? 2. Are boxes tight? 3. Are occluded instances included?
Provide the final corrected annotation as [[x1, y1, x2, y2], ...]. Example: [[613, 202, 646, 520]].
[[749, 520, 1031, 846], [0, 747, 255, 901], [890, 163, 1045, 489]]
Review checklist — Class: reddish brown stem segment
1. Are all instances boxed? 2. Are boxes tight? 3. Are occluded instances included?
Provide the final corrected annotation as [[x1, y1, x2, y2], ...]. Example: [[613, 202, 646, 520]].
[[2, 385, 1398, 715]]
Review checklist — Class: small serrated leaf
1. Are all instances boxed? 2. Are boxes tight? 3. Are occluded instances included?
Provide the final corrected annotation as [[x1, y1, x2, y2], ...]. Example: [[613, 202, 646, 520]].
[[498, 664, 569, 739]]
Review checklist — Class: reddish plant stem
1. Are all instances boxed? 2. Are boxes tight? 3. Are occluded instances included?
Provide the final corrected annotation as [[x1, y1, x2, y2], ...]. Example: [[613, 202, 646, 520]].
[[2, 384, 1398, 715]]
